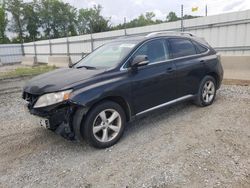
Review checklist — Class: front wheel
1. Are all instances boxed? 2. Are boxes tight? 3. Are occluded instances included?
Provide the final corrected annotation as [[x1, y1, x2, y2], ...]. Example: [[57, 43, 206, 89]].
[[194, 76, 217, 107], [81, 101, 126, 148]]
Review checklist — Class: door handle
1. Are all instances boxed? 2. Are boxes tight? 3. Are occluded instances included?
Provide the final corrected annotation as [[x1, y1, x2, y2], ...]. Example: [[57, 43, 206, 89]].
[[166, 67, 175, 73], [200, 60, 205, 63]]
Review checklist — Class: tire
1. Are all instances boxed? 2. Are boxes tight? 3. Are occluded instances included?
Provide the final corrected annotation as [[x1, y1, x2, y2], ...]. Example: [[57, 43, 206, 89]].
[[81, 100, 126, 148], [194, 75, 217, 107]]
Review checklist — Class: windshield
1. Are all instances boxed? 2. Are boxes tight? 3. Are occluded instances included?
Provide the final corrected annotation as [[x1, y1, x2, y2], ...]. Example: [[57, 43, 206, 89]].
[[75, 41, 137, 69]]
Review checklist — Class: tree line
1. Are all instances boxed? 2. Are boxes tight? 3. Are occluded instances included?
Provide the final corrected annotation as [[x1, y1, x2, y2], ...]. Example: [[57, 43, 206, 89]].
[[0, 0, 198, 44]]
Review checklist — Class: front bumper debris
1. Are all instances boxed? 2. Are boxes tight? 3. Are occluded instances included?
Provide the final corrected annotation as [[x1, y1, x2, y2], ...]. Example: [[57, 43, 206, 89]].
[[33, 105, 76, 140], [23, 91, 87, 141]]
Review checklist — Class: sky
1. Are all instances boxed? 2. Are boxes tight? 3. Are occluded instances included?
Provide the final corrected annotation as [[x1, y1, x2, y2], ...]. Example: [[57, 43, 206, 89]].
[[63, 0, 250, 25]]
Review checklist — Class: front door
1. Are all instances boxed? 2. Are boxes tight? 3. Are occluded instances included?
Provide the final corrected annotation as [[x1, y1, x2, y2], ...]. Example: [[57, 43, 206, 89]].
[[129, 39, 177, 114]]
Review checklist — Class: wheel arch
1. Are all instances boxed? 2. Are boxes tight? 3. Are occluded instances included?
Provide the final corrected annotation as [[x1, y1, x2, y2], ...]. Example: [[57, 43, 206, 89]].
[[207, 72, 219, 89], [71, 95, 132, 141], [90, 96, 132, 122]]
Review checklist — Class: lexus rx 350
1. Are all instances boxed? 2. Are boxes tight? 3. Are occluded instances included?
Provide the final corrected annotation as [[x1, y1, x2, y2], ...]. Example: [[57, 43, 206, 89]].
[[23, 32, 224, 148]]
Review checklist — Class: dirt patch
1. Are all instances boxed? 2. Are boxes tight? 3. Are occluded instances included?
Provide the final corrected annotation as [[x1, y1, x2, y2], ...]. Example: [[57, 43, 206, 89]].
[[223, 79, 250, 86]]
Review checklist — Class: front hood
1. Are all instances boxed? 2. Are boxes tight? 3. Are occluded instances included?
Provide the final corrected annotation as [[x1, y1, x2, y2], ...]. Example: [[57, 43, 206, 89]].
[[23, 67, 105, 95]]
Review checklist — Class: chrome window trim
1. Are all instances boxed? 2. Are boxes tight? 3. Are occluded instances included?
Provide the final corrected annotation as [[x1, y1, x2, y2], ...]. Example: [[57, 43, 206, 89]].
[[120, 38, 210, 71], [136, 94, 194, 116]]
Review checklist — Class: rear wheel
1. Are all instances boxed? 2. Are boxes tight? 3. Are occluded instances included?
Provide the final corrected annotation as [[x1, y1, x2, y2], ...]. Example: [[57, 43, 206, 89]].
[[81, 101, 126, 148], [194, 76, 216, 107]]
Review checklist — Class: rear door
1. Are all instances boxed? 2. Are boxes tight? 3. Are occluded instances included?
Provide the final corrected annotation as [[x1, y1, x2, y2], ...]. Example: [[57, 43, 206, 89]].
[[168, 38, 207, 97], [130, 38, 177, 114]]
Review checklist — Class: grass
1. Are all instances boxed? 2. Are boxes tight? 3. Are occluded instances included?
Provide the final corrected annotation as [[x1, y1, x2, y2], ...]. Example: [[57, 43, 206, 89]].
[[0, 65, 56, 80]]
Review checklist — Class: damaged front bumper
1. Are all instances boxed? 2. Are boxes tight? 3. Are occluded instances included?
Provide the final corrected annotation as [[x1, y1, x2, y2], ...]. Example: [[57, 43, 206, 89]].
[[23, 91, 88, 140], [29, 103, 77, 140]]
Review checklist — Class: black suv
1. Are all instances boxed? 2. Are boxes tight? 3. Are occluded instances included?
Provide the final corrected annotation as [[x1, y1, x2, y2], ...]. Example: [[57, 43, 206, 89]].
[[23, 32, 223, 148]]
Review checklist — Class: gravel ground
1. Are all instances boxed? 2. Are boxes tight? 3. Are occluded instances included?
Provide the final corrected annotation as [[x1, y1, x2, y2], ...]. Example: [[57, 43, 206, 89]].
[[0, 80, 249, 188]]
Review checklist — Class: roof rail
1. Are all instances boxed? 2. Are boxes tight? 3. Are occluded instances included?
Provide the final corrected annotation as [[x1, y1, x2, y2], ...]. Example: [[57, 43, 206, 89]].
[[145, 31, 194, 37], [180, 32, 194, 36]]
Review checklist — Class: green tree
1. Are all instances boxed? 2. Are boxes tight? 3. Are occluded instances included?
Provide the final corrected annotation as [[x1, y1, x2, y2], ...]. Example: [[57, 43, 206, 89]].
[[6, 0, 25, 42], [39, 0, 77, 38], [11, 36, 23, 43], [166, 12, 180, 22], [112, 12, 159, 30], [4, 1, 194, 42], [145, 12, 155, 23], [38, 0, 52, 38], [58, 2, 77, 37], [0, 3, 9, 43], [78, 5, 110, 34], [23, 1, 40, 41], [183, 14, 199, 20]]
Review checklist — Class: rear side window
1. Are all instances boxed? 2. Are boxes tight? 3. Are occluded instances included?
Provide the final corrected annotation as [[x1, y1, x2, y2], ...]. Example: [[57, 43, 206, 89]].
[[169, 38, 196, 58], [193, 41, 208, 53]]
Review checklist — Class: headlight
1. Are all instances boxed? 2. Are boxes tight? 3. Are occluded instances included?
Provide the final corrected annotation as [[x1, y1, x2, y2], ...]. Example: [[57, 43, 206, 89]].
[[34, 89, 72, 108]]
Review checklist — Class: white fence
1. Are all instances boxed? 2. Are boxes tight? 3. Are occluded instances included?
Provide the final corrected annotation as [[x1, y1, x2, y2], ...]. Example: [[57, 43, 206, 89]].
[[0, 9, 250, 65], [0, 44, 23, 64]]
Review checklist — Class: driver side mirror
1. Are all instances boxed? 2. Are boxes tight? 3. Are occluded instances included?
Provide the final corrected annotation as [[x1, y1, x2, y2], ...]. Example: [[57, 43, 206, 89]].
[[131, 55, 149, 68]]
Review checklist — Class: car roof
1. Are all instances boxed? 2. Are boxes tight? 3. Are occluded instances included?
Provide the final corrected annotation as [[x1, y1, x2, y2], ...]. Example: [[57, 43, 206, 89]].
[[115, 32, 193, 40], [113, 32, 210, 48]]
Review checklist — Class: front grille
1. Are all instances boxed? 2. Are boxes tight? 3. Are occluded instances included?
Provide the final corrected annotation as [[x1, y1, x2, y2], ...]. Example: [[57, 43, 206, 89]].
[[22, 92, 39, 109]]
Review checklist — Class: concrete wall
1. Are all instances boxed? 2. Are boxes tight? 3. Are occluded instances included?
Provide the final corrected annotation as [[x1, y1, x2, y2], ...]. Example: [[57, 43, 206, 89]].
[[22, 10, 250, 64], [221, 55, 250, 80]]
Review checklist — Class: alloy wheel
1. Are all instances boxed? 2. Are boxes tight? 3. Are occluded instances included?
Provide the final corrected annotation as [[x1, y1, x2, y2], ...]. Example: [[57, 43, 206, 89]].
[[92, 109, 122, 143], [202, 80, 215, 103]]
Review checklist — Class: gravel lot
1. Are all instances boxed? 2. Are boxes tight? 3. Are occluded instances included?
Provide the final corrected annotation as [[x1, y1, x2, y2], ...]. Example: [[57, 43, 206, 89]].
[[0, 79, 249, 188]]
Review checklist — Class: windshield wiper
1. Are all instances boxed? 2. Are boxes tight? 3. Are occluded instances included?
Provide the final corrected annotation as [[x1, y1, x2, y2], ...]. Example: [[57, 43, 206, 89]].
[[75, 65, 96, 70]]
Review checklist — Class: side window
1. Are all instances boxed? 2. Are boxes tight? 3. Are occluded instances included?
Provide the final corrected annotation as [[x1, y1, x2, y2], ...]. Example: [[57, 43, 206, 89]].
[[192, 41, 208, 54], [133, 39, 169, 64], [169, 38, 197, 58]]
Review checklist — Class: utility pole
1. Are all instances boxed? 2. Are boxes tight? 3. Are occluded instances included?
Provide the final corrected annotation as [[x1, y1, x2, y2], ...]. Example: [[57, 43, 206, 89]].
[[124, 17, 127, 36], [181, 4, 184, 32], [33, 37, 37, 64], [66, 32, 69, 56], [205, 4, 208, 16], [90, 25, 94, 52], [48, 34, 52, 56]]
